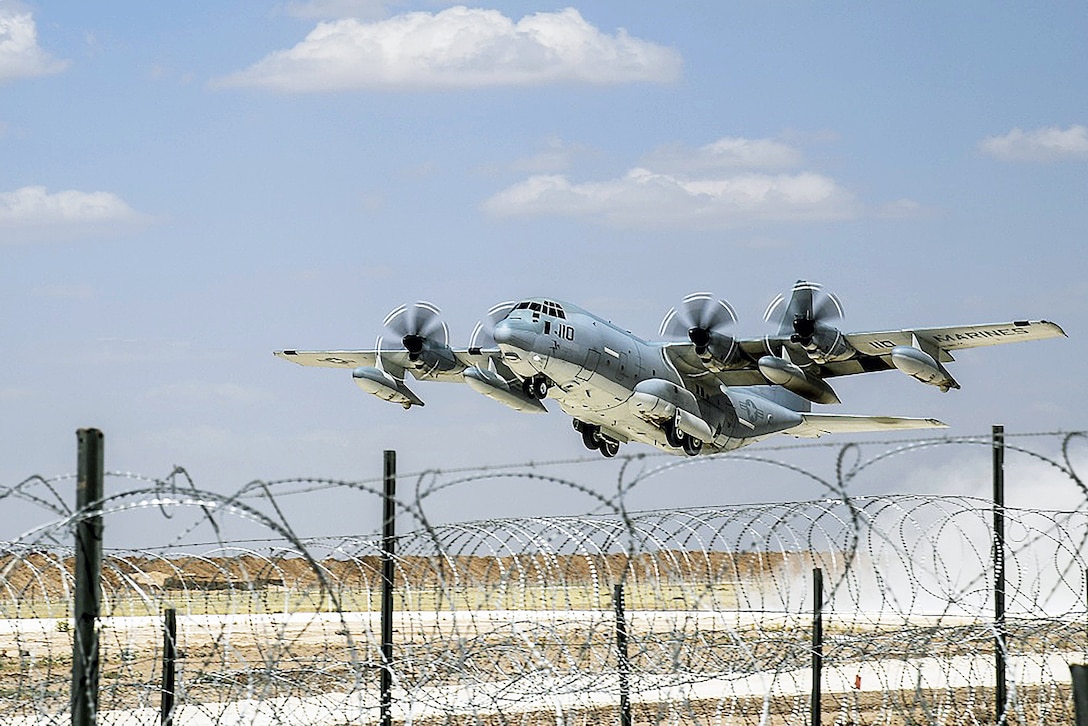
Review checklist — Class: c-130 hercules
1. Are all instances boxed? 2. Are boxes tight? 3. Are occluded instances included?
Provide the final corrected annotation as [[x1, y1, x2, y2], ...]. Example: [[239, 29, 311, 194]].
[[276, 281, 1065, 458]]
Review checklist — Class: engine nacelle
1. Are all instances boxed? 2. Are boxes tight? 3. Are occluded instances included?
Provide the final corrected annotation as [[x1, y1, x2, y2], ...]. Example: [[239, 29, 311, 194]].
[[463, 367, 547, 413], [890, 345, 960, 391], [404, 338, 460, 375], [757, 355, 840, 405], [794, 324, 856, 364], [353, 366, 424, 409], [689, 329, 740, 372]]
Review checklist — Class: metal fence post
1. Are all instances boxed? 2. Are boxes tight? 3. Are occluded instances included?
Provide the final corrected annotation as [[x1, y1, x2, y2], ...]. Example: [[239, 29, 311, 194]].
[[160, 607, 177, 726], [1073, 665, 1088, 726], [993, 424, 1007, 724], [811, 567, 824, 726], [381, 450, 396, 726], [72, 428, 104, 726], [614, 584, 632, 726]]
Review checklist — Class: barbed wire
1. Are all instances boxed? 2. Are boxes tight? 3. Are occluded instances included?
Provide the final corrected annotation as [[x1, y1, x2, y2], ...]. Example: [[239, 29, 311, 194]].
[[1, 429, 1087, 724]]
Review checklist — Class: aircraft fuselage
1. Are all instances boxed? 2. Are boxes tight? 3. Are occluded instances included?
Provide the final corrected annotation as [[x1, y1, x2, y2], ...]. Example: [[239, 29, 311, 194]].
[[492, 299, 804, 454]]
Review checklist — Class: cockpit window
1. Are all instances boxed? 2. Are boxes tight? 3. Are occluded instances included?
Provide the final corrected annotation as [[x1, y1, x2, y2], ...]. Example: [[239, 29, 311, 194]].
[[513, 300, 565, 318]]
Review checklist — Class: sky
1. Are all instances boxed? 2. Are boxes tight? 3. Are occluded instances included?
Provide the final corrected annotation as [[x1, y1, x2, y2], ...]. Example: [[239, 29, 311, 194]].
[[1, 1, 1086, 541]]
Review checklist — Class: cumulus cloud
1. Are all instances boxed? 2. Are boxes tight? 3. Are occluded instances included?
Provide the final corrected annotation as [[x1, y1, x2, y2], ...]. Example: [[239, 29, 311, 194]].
[[509, 135, 594, 174], [215, 6, 681, 91], [0, 4, 68, 83], [979, 124, 1088, 162], [483, 135, 861, 230], [279, 0, 391, 21], [0, 186, 143, 240], [640, 136, 804, 173]]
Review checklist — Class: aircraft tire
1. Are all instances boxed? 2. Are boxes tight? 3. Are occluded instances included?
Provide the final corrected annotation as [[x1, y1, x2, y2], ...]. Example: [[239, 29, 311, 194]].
[[600, 439, 620, 458], [523, 376, 549, 400], [582, 427, 601, 450], [682, 436, 703, 457], [664, 420, 685, 448]]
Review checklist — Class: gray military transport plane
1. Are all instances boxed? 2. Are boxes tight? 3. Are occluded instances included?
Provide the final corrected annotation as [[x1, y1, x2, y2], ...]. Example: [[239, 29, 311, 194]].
[[276, 281, 1065, 458]]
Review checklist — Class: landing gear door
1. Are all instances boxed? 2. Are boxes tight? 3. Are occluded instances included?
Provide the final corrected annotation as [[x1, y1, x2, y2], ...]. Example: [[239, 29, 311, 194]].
[[576, 349, 600, 382]]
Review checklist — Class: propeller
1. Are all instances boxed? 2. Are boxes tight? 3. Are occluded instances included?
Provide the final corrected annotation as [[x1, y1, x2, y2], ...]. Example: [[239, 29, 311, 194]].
[[763, 281, 854, 364], [660, 293, 738, 364], [379, 301, 450, 373], [469, 301, 516, 350], [468, 301, 518, 383], [763, 280, 843, 344]]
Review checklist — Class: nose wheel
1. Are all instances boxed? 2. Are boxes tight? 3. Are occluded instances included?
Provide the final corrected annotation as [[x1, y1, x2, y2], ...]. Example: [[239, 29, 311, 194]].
[[523, 375, 550, 400]]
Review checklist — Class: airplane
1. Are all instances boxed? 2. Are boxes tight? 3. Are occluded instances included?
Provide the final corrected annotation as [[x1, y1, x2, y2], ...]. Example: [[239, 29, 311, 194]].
[[275, 281, 1066, 458]]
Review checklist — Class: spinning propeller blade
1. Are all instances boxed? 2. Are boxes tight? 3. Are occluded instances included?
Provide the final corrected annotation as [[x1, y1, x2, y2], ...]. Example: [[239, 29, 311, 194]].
[[378, 301, 450, 374], [764, 280, 844, 345], [660, 293, 738, 360]]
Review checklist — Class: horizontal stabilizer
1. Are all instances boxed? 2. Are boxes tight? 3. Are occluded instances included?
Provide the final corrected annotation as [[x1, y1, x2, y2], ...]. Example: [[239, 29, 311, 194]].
[[789, 413, 947, 438]]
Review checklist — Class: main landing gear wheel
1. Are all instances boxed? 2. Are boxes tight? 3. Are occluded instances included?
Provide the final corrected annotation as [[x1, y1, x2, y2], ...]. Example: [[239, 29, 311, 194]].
[[578, 423, 620, 458], [664, 419, 685, 448], [523, 375, 549, 400], [682, 436, 703, 457]]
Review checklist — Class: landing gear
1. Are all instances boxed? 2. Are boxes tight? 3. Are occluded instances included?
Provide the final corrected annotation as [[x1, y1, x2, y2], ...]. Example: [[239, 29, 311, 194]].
[[664, 414, 703, 456], [523, 375, 550, 400], [664, 418, 685, 448], [575, 421, 620, 458], [682, 436, 703, 457]]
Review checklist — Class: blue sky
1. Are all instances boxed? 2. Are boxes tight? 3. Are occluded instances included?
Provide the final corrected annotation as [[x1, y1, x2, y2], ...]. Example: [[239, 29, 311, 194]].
[[1, 1, 1085, 537]]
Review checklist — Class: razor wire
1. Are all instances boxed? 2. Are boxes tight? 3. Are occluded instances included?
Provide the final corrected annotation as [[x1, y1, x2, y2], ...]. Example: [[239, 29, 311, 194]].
[[1, 430, 1086, 725]]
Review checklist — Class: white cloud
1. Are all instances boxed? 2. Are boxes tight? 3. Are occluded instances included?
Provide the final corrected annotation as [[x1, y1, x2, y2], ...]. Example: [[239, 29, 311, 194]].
[[215, 6, 681, 91], [0, 186, 142, 238], [483, 135, 859, 230], [979, 124, 1088, 162], [279, 0, 391, 21], [640, 136, 804, 173], [509, 135, 594, 174], [0, 4, 68, 83]]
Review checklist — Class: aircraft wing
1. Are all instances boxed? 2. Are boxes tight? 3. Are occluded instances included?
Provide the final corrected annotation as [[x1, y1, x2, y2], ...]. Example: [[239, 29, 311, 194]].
[[274, 348, 497, 381], [275, 350, 381, 369], [787, 413, 948, 438], [844, 320, 1067, 356], [665, 319, 1066, 386]]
